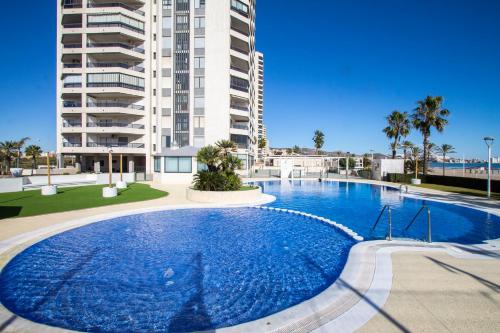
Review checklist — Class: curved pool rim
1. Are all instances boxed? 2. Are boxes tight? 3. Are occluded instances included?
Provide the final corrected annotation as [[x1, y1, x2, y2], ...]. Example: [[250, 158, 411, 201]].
[[0, 180, 498, 333]]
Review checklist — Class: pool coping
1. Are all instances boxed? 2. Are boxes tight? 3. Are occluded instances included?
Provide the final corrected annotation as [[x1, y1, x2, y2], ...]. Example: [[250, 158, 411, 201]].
[[0, 180, 499, 332]]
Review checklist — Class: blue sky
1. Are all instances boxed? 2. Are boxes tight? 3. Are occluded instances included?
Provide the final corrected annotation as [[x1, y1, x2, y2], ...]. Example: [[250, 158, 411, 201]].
[[0, 1, 499, 159]]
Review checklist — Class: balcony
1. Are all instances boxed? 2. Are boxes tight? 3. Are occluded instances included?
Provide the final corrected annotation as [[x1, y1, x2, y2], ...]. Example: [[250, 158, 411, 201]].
[[63, 83, 82, 88], [63, 1, 83, 9], [87, 101, 144, 110], [62, 23, 83, 29], [87, 21, 144, 34], [63, 43, 83, 49], [87, 122, 145, 129], [231, 0, 249, 17], [230, 76, 249, 93], [231, 123, 249, 130], [63, 120, 82, 127], [63, 63, 82, 68], [63, 101, 82, 108], [87, 82, 144, 91], [88, 62, 145, 73], [63, 142, 82, 147], [87, 142, 145, 148], [230, 104, 248, 112], [230, 66, 247, 75], [87, 2, 145, 16], [87, 42, 145, 54]]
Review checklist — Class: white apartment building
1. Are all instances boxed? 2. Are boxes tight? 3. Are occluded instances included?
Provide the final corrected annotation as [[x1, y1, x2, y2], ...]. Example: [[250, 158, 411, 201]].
[[57, 0, 261, 181], [254, 51, 267, 157]]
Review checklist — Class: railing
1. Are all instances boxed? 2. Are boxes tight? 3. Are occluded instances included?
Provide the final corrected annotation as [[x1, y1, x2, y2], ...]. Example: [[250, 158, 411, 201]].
[[87, 42, 145, 54], [63, 23, 83, 28], [87, 62, 145, 73], [87, 142, 145, 148], [63, 63, 82, 68], [64, 83, 82, 88], [87, 22, 144, 34], [63, 142, 82, 147], [63, 1, 82, 9], [230, 105, 249, 112], [63, 43, 83, 49], [231, 123, 249, 130], [63, 101, 82, 107], [404, 206, 432, 243], [231, 26, 250, 37], [87, 82, 144, 91], [87, 122, 145, 129], [87, 2, 145, 16], [87, 102, 144, 110], [231, 46, 249, 55], [230, 66, 248, 74], [371, 205, 392, 241], [63, 121, 82, 127]]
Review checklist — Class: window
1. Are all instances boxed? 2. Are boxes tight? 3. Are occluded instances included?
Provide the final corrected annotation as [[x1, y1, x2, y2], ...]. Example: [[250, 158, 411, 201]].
[[194, 37, 205, 48], [194, 97, 204, 108], [176, 15, 189, 30], [154, 157, 161, 172], [162, 135, 171, 148], [153, 126, 156, 133], [195, 0, 205, 8], [194, 57, 205, 69], [175, 113, 189, 131], [175, 73, 189, 90], [162, 0, 172, 9], [165, 157, 192, 173], [194, 137, 205, 148], [175, 53, 189, 70], [194, 17, 205, 28], [153, 107, 157, 114], [193, 116, 204, 128], [162, 36, 172, 48], [162, 16, 172, 28], [175, 33, 189, 50], [194, 77, 204, 88], [197, 161, 208, 171], [176, 0, 189, 11], [231, 0, 248, 16]]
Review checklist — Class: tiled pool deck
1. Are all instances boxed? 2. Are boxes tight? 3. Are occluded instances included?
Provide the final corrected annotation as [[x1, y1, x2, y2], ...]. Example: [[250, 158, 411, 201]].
[[0, 180, 498, 332]]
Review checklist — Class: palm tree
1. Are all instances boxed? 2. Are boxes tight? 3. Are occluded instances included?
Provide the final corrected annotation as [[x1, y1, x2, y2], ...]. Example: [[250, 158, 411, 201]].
[[400, 140, 414, 174], [196, 145, 222, 172], [13, 137, 30, 168], [0, 141, 18, 174], [383, 111, 411, 159], [410, 146, 422, 179], [313, 130, 325, 154], [412, 96, 450, 175], [435, 144, 456, 176], [292, 145, 301, 154], [258, 138, 267, 150], [215, 140, 236, 158], [25, 145, 42, 174]]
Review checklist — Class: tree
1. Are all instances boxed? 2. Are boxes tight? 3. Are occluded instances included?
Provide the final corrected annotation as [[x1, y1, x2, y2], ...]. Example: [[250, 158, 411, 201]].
[[13, 137, 30, 168], [410, 146, 423, 179], [313, 130, 325, 154], [435, 144, 456, 176], [258, 138, 267, 150], [292, 145, 301, 154], [0, 141, 18, 174], [215, 140, 236, 157], [25, 145, 42, 173], [383, 111, 410, 159], [412, 96, 450, 175], [400, 140, 414, 174]]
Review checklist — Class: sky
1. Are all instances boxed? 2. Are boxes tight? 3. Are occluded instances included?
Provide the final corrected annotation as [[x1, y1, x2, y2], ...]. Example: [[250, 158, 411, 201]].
[[0, 0, 499, 159]]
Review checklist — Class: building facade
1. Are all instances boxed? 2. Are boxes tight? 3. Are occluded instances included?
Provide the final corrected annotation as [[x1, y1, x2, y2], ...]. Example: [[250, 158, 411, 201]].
[[254, 51, 267, 157], [57, 0, 261, 180]]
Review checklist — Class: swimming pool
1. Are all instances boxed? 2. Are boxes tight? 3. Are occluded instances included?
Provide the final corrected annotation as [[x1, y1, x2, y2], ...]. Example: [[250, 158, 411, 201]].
[[0, 208, 354, 332], [257, 180, 500, 244]]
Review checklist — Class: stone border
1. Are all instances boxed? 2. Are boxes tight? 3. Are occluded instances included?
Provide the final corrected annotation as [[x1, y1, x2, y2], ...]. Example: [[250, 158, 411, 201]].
[[186, 186, 262, 204]]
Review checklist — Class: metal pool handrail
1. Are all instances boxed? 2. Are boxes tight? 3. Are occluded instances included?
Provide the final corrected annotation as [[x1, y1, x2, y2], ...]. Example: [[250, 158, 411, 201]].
[[371, 204, 392, 241], [404, 205, 432, 243]]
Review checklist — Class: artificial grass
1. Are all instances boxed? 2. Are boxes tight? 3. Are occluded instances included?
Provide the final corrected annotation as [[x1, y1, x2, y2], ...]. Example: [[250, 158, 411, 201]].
[[239, 185, 259, 191], [0, 183, 168, 219], [417, 183, 500, 200]]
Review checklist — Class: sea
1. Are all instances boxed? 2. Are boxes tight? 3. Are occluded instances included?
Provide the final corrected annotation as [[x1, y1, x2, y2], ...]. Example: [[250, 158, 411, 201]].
[[430, 162, 500, 170]]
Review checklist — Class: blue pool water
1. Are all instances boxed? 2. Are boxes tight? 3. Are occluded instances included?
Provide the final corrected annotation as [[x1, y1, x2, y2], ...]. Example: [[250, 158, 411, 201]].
[[0, 208, 354, 332], [257, 180, 500, 244]]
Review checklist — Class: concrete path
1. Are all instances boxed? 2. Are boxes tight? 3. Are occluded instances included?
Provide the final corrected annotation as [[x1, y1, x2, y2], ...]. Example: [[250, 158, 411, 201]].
[[357, 251, 500, 333]]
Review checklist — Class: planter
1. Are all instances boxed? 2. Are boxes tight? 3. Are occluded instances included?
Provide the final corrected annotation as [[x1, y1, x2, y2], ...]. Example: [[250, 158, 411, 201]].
[[411, 178, 421, 185], [10, 168, 23, 177], [41, 185, 57, 196], [116, 181, 128, 189], [187, 187, 262, 204], [102, 187, 118, 198]]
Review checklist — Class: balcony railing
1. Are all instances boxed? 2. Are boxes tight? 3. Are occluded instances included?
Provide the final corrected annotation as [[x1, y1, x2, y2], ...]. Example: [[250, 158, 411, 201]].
[[63, 101, 82, 107], [231, 123, 249, 130], [87, 122, 145, 129], [231, 26, 250, 37], [87, 82, 145, 91], [87, 42, 145, 54], [63, 63, 82, 68], [87, 2, 145, 16], [64, 83, 82, 88], [87, 102, 144, 110], [230, 66, 248, 74], [230, 105, 249, 112], [63, 1, 82, 9], [231, 46, 249, 55], [87, 22, 144, 34], [230, 76, 249, 93], [87, 142, 145, 148], [63, 43, 83, 49], [63, 23, 82, 28], [63, 121, 82, 127], [63, 142, 82, 147], [87, 62, 145, 73]]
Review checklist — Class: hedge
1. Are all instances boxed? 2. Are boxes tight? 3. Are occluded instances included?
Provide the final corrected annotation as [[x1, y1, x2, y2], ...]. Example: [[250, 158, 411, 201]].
[[386, 173, 499, 192]]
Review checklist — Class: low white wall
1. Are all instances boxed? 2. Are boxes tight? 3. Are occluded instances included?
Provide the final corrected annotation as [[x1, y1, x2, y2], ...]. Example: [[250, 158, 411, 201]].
[[0, 178, 24, 193], [95, 173, 136, 185], [24, 174, 97, 186], [186, 187, 263, 204], [372, 159, 404, 181]]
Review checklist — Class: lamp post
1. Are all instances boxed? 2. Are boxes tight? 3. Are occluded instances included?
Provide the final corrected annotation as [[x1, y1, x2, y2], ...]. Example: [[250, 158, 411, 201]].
[[108, 149, 113, 188], [484, 137, 494, 199]]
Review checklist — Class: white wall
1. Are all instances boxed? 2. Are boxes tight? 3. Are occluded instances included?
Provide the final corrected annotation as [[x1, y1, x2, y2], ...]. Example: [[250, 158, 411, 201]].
[[372, 159, 404, 180]]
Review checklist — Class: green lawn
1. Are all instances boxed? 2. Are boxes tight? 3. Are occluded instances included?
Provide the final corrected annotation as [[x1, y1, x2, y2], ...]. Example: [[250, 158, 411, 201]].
[[0, 183, 168, 219], [416, 183, 500, 200], [240, 185, 259, 191]]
